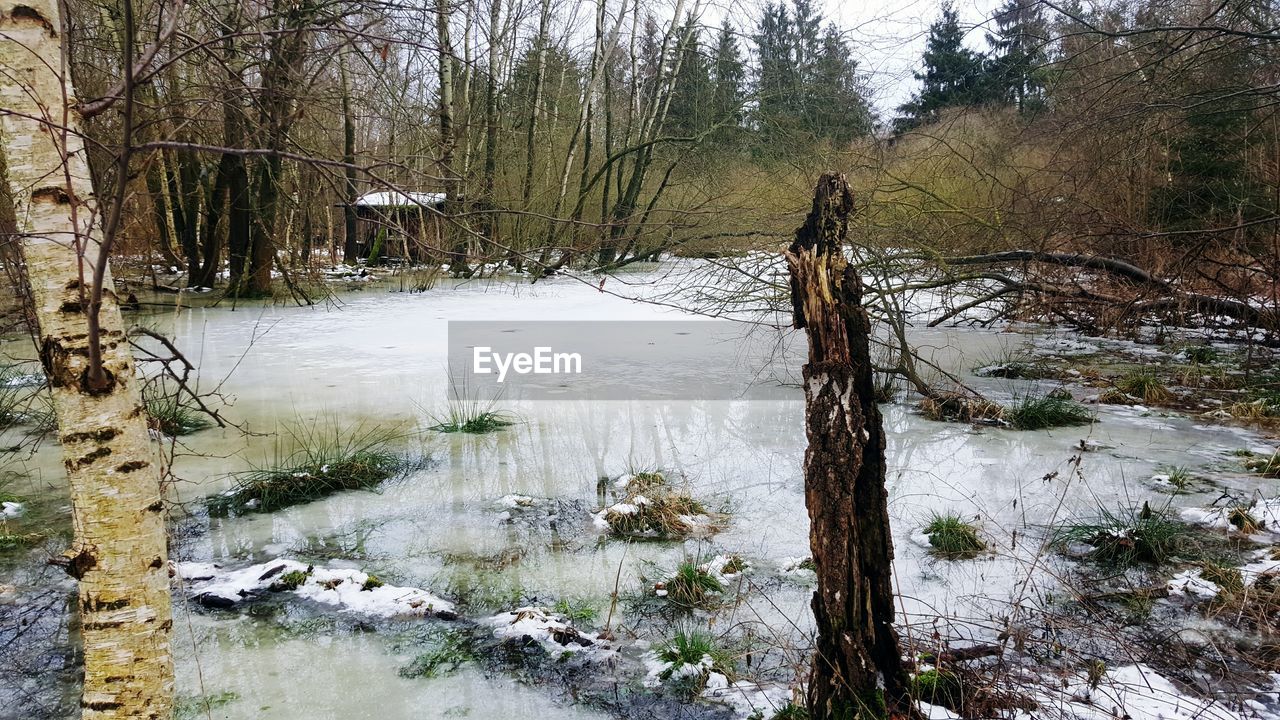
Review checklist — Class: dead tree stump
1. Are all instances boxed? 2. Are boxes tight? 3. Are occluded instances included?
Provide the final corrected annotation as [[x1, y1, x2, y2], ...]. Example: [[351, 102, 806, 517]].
[[785, 173, 913, 719]]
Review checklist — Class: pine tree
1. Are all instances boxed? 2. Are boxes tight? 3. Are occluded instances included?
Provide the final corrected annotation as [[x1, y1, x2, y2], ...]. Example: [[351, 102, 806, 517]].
[[895, 2, 987, 131], [755, 2, 795, 138], [791, 0, 823, 122], [985, 0, 1048, 112], [668, 17, 713, 136], [808, 24, 873, 143], [711, 20, 746, 144]]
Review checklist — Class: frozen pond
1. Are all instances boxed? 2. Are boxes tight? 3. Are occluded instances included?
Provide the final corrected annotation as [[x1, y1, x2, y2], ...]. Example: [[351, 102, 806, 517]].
[[4, 264, 1278, 720]]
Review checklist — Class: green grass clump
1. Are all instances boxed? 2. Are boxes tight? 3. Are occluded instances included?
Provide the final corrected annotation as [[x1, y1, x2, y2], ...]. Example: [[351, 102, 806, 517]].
[[767, 704, 809, 720], [429, 410, 515, 434], [552, 597, 598, 623], [924, 512, 986, 559], [1054, 501, 1204, 567], [656, 631, 735, 692], [1181, 345, 1219, 364], [269, 569, 311, 592], [1162, 466, 1194, 493], [1006, 394, 1094, 431], [1114, 369, 1173, 404], [209, 422, 412, 516], [143, 382, 212, 436], [662, 561, 724, 608], [426, 390, 517, 433], [361, 574, 385, 591], [0, 531, 43, 553], [912, 669, 965, 711]]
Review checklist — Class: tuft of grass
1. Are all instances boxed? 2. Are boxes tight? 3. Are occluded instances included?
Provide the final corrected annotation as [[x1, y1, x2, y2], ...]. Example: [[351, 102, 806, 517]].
[[1230, 387, 1280, 419], [1163, 466, 1194, 493], [1053, 501, 1204, 567], [912, 669, 965, 712], [426, 385, 517, 434], [599, 471, 718, 540], [1113, 369, 1173, 404], [661, 561, 724, 608], [175, 691, 240, 720], [1005, 394, 1094, 431], [1200, 562, 1245, 595], [1227, 506, 1263, 534], [143, 381, 212, 436], [656, 631, 736, 693], [625, 471, 669, 494], [1180, 345, 1219, 365], [768, 704, 809, 720], [361, 574, 385, 591], [924, 512, 986, 559], [919, 392, 1004, 425], [269, 569, 311, 592], [209, 421, 412, 516], [429, 409, 515, 434], [0, 531, 44, 553], [873, 374, 898, 404], [552, 597, 598, 624], [720, 555, 749, 575]]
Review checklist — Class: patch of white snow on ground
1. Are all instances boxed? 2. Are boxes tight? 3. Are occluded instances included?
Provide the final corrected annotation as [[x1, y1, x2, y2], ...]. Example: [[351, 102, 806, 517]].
[[701, 679, 794, 719], [487, 606, 616, 660], [1182, 497, 1280, 536], [1031, 664, 1244, 720], [1166, 569, 1221, 598], [175, 559, 453, 618], [700, 554, 751, 583]]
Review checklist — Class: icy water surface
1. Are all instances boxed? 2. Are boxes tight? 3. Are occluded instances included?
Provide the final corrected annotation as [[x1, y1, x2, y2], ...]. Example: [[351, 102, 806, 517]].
[[5, 266, 1278, 720]]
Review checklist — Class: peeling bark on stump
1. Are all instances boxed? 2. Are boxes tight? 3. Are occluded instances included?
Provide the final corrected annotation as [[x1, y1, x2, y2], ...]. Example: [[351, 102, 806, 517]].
[[786, 173, 912, 719], [0, 2, 174, 717]]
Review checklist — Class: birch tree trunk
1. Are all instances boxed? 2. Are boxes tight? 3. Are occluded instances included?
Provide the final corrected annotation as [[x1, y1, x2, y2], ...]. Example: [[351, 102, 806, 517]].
[[341, 53, 359, 264], [785, 173, 913, 720], [436, 0, 468, 275], [0, 2, 173, 718]]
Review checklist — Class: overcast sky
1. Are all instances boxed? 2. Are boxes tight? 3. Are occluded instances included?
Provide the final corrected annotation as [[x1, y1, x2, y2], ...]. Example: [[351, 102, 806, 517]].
[[831, 0, 1006, 112], [698, 0, 1006, 114]]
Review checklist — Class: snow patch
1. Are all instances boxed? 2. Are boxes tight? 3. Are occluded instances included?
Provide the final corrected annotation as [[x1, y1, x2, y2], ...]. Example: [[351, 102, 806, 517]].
[[486, 606, 616, 660], [175, 559, 453, 618]]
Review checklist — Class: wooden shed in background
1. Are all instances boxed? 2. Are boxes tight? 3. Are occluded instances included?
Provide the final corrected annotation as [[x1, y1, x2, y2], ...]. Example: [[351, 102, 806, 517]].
[[345, 190, 446, 263]]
